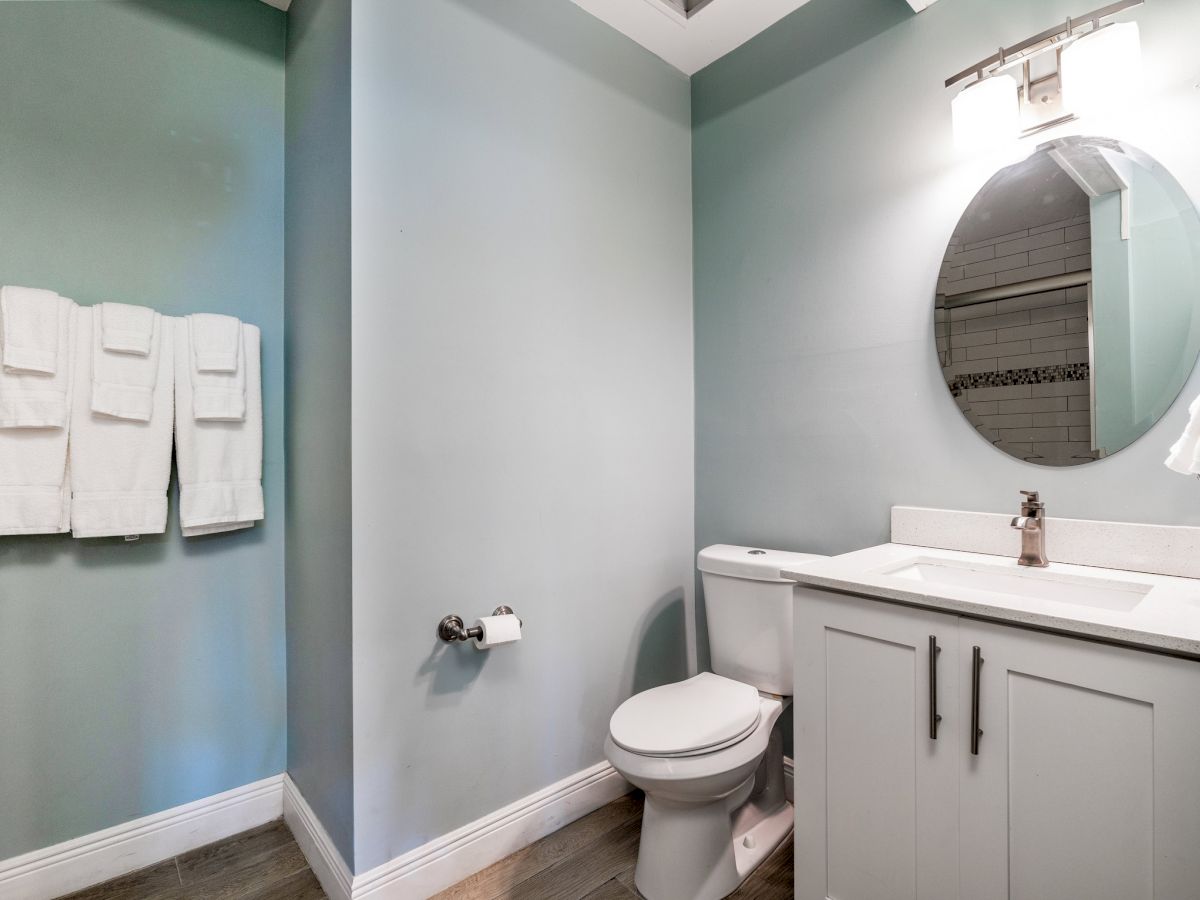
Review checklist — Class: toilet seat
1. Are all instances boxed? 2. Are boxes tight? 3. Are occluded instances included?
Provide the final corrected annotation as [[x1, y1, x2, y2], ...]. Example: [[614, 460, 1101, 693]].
[[609, 672, 761, 758]]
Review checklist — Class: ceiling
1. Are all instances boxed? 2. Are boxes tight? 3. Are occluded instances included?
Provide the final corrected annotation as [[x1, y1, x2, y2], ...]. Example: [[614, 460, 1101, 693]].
[[256, 0, 935, 76], [570, 0, 936, 76]]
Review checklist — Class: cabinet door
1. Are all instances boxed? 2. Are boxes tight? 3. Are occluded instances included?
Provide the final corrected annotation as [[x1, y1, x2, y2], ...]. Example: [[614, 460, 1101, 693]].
[[959, 620, 1200, 900], [795, 591, 960, 900]]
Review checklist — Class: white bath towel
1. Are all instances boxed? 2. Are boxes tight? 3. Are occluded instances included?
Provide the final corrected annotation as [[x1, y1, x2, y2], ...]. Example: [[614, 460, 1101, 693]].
[[1, 286, 64, 374], [0, 307, 75, 534], [1165, 394, 1200, 475], [91, 308, 161, 422], [188, 316, 245, 421], [174, 318, 263, 536], [190, 313, 241, 373], [0, 295, 76, 428], [100, 301, 156, 356], [69, 307, 175, 538]]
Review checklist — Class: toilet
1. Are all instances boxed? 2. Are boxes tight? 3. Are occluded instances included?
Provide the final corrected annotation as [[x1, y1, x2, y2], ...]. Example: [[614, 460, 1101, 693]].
[[604, 544, 826, 900]]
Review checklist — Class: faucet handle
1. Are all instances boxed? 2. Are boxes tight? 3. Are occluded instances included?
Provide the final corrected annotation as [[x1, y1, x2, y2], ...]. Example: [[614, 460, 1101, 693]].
[[1020, 489, 1043, 508]]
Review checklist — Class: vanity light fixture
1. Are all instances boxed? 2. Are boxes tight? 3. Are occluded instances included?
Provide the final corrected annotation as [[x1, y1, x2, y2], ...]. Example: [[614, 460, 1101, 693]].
[[946, 0, 1144, 149], [1060, 21, 1142, 120], [951, 74, 1021, 151]]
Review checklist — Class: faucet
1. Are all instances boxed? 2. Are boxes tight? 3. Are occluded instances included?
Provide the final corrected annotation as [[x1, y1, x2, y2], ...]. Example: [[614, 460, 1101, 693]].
[[1010, 490, 1048, 568]]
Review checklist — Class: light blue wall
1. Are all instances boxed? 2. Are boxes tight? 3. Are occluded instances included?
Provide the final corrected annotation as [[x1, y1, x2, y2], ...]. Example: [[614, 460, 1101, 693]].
[[284, 0, 355, 866], [693, 0, 1200, 574], [0, 0, 286, 860], [349, 0, 694, 872], [693, 0, 1200, 760]]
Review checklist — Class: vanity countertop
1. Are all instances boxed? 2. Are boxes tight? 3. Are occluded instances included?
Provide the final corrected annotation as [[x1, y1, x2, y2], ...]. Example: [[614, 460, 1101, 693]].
[[784, 543, 1200, 658]]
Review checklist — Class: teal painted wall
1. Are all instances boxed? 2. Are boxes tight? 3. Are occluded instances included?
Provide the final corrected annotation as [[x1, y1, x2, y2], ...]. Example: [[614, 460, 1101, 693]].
[[692, 0, 1200, 694], [0, 0, 286, 860], [350, 0, 694, 871], [284, 0, 354, 866]]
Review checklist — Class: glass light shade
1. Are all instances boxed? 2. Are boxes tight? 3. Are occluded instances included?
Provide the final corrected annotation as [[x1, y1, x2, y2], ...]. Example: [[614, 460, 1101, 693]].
[[952, 74, 1020, 152], [1061, 22, 1142, 120]]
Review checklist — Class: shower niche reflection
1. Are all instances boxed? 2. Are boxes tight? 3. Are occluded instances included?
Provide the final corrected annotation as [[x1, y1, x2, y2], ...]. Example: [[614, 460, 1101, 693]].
[[936, 136, 1200, 467]]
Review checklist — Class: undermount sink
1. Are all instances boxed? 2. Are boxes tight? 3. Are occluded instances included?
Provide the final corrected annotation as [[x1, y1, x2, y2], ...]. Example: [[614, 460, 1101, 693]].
[[879, 557, 1153, 613]]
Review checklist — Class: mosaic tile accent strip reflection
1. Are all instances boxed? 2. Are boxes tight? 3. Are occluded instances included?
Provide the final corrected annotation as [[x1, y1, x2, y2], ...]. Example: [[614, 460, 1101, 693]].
[[948, 363, 1090, 397]]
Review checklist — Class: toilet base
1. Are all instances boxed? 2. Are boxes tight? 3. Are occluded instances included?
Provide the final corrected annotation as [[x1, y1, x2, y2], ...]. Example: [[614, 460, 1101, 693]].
[[633, 723, 792, 900]]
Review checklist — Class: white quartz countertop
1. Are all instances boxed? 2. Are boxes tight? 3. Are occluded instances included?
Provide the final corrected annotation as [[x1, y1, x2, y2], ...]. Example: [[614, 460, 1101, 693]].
[[784, 543, 1200, 658]]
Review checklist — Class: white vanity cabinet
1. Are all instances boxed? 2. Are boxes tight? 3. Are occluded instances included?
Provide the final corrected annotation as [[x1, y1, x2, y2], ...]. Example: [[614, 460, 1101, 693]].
[[794, 591, 1200, 900], [793, 592, 961, 900]]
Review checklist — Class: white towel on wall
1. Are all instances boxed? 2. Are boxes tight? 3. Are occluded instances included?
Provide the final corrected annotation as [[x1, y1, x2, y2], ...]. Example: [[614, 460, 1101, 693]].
[[189, 313, 241, 373], [1165, 394, 1200, 475], [174, 318, 263, 536], [91, 307, 161, 422], [1, 286, 64, 374], [188, 315, 245, 421], [69, 307, 175, 538], [0, 293, 76, 428], [100, 301, 156, 356], [0, 300, 75, 534]]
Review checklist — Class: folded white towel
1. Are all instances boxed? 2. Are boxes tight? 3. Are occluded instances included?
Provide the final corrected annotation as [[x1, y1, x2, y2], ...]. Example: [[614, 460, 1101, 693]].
[[188, 316, 245, 421], [0, 304, 76, 534], [0, 432, 72, 535], [174, 318, 263, 536], [69, 307, 174, 538], [1, 286, 63, 374], [0, 295, 76, 428], [100, 302, 156, 356], [91, 308, 161, 422], [190, 313, 241, 373], [1165, 395, 1200, 475]]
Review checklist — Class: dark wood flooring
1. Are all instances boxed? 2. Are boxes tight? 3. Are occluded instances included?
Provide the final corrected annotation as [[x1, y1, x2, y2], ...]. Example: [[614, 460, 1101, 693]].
[[60, 793, 793, 900], [58, 820, 323, 900], [436, 792, 794, 900]]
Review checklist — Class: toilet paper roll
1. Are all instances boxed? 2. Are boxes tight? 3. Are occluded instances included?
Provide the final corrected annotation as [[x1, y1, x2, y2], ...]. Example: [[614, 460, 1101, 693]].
[[473, 614, 522, 650]]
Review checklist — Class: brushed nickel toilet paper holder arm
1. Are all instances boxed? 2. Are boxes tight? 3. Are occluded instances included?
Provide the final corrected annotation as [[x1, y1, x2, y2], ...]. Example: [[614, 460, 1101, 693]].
[[438, 606, 521, 643]]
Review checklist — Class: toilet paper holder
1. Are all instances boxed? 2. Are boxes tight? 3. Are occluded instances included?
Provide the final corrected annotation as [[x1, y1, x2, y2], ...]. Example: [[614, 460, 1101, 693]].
[[438, 606, 521, 643]]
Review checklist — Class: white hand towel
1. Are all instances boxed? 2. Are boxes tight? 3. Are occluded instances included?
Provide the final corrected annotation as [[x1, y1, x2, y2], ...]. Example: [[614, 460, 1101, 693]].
[[174, 318, 263, 536], [190, 313, 241, 373], [1165, 395, 1200, 475], [1, 286, 63, 374], [100, 302, 156, 356], [0, 295, 76, 428], [188, 316, 245, 421], [69, 307, 175, 538], [91, 308, 161, 422], [0, 307, 75, 534]]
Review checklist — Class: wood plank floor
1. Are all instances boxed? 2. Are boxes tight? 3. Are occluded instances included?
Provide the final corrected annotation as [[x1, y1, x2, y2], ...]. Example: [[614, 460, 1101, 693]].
[[62, 792, 793, 899], [57, 820, 324, 900], [436, 791, 794, 900]]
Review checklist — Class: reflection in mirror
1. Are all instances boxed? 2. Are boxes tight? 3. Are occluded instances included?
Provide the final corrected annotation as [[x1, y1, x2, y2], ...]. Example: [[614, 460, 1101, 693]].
[[936, 136, 1200, 467]]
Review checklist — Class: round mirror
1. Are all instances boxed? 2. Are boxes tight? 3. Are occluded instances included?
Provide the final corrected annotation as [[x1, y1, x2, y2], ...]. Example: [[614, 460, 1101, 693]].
[[936, 136, 1200, 466]]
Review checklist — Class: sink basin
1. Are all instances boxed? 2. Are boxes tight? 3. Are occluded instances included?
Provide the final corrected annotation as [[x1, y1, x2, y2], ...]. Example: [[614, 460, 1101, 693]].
[[879, 557, 1153, 613]]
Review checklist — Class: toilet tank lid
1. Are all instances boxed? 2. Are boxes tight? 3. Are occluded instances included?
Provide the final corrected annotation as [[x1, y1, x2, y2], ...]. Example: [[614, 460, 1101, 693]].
[[697, 544, 828, 582]]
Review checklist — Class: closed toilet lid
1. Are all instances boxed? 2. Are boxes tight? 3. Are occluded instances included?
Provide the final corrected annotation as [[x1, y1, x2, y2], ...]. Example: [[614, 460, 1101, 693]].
[[609, 673, 761, 757]]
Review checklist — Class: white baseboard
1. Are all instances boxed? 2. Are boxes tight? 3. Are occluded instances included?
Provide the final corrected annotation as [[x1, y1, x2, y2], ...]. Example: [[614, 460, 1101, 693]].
[[282, 775, 354, 900], [0, 775, 284, 900], [784, 755, 794, 803], [353, 761, 629, 898]]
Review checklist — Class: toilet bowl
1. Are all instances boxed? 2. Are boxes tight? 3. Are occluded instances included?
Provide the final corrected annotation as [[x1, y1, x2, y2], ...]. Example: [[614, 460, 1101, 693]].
[[604, 545, 827, 900]]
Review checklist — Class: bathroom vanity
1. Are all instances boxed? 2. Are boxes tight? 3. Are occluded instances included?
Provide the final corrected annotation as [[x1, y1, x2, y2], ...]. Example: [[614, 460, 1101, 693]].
[[788, 507, 1200, 900]]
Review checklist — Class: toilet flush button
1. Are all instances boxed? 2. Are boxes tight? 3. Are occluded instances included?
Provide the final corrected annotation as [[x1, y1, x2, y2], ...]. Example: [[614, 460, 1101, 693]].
[[743, 835, 757, 850]]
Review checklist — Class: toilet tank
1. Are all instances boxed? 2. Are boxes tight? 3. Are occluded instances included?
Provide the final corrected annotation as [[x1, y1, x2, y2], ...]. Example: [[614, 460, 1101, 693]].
[[698, 544, 828, 696]]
